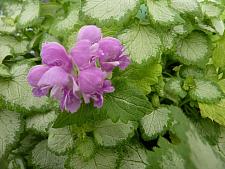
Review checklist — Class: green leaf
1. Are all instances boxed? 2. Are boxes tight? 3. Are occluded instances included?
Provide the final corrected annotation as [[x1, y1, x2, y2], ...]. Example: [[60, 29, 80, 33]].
[[53, 104, 107, 128], [175, 32, 211, 66], [48, 127, 74, 155], [164, 78, 187, 99], [213, 35, 225, 67], [75, 137, 95, 160], [201, 2, 223, 18], [170, 0, 199, 14], [0, 45, 11, 64], [189, 79, 223, 103], [26, 111, 57, 135], [115, 61, 162, 94], [140, 107, 173, 140], [217, 127, 225, 157], [148, 106, 225, 169], [31, 140, 66, 169], [8, 156, 26, 169], [17, 0, 40, 28], [0, 62, 51, 113], [82, 0, 139, 25], [118, 25, 162, 63], [199, 100, 225, 126], [119, 143, 149, 169], [193, 118, 220, 145], [67, 148, 118, 169], [49, 5, 80, 37], [102, 79, 152, 122], [94, 119, 136, 147], [0, 110, 23, 159], [147, 0, 182, 26]]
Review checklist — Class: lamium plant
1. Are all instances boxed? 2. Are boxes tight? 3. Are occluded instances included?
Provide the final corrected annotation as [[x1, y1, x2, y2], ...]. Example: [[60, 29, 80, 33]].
[[0, 0, 225, 169]]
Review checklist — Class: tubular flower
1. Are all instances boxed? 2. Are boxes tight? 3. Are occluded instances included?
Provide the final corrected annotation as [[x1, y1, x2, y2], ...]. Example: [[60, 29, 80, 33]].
[[27, 25, 130, 113]]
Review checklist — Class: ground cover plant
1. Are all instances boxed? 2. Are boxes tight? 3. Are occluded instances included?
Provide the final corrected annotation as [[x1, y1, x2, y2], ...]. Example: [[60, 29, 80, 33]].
[[0, 0, 225, 168]]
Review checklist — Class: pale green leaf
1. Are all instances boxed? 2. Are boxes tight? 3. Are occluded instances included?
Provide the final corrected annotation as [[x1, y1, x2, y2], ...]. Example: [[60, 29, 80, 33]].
[[48, 127, 73, 155], [0, 62, 51, 112], [102, 80, 152, 122], [0, 45, 11, 64], [0, 17, 16, 34], [75, 137, 95, 160], [116, 61, 162, 94], [213, 35, 225, 67], [94, 119, 136, 147], [3, 2, 23, 20], [199, 100, 225, 126], [140, 107, 172, 140], [175, 32, 210, 66], [119, 143, 149, 169], [26, 111, 57, 135], [211, 18, 224, 36], [67, 149, 118, 169], [0, 64, 11, 78], [201, 2, 223, 18], [17, 0, 40, 28], [189, 79, 223, 103], [82, 0, 139, 25], [118, 25, 161, 63], [170, 0, 199, 14], [147, 0, 182, 25], [31, 140, 66, 169], [0, 110, 23, 159]]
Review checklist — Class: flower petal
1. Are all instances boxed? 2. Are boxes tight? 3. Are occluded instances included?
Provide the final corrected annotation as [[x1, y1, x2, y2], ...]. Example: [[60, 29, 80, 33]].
[[77, 25, 102, 44], [38, 66, 70, 87], [71, 40, 96, 70], [60, 90, 81, 113], [78, 67, 106, 94], [98, 37, 123, 61], [41, 42, 72, 72], [27, 65, 50, 87]]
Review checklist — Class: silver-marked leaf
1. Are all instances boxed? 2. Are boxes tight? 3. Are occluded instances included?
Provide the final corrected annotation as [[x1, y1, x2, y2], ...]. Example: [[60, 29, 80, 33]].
[[48, 127, 73, 155], [0, 62, 50, 113], [140, 107, 173, 140], [0, 45, 11, 64], [26, 111, 57, 135], [17, 0, 40, 28], [201, 2, 223, 18], [189, 79, 223, 103], [82, 0, 139, 25], [67, 148, 118, 169], [31, 140, 66, 169], [147, 0, 182, 26], [75, 137, 95, 160], [119, 25, 161, 63], [0, 111, 23, 159], [119, 143, 149, 169], [175, 32, 210, 66], [170, 0, 199, 14], [94, 119, 136, 147]]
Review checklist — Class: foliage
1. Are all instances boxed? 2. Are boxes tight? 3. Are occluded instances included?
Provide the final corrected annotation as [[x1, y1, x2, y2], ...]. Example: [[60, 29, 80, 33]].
[[0, 0, 225, 168]]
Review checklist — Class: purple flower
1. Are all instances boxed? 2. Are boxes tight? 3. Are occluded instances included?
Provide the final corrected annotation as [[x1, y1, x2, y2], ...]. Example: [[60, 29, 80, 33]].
[[98, 37, 130, 72], [77, 25, 102, 44], [27, 25, 130, 113], [71, 40, 98, 70], [28, 42, 81, 113], [78, 67, 114, 107]]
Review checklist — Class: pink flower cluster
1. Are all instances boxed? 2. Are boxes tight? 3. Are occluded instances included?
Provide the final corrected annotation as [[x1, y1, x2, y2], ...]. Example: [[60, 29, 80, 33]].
[[27, 25, 130, 113]]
